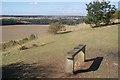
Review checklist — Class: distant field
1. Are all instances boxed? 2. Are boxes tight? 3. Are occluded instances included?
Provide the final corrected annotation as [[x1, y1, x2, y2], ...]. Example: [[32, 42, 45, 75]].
[[2, 25, 49, 42], [2, 24, 119, 78]]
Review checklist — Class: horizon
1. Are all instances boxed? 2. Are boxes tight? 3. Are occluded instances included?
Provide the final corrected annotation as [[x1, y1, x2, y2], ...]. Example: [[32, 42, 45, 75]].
[[1, 14, 85, 16], [1, 2, 119, 16]]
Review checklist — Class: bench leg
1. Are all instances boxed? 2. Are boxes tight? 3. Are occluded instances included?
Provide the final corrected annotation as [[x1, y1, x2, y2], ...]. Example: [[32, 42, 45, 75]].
[[82, 47, 85, 62], [65, 58, 74, 74]]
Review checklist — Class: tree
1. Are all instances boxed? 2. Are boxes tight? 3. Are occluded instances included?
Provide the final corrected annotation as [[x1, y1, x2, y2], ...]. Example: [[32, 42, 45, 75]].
[[48, 22, 65, 34], [112, 10, 120, 19], [84, 1, 116, 27]]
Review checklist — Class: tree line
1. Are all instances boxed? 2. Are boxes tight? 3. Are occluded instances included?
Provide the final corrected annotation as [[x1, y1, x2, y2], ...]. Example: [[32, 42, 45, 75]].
[[1, 19, 25, 25], [1, 18, 83, 25]]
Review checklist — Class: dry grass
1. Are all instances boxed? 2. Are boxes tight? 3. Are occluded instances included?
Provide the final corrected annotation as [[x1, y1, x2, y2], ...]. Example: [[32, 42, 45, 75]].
[[2, 24, 119, 78]]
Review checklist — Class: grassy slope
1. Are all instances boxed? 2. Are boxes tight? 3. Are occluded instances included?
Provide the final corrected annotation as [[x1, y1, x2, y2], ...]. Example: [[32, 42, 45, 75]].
[[2, 25, 118, 78]]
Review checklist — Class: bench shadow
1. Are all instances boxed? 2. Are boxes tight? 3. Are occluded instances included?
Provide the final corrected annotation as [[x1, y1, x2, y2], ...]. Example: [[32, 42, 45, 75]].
[[74, 57, 103, 74]]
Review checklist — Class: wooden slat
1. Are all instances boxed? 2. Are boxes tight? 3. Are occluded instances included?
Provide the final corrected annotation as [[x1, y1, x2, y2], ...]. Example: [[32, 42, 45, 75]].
[[67, 44, 86, 59]]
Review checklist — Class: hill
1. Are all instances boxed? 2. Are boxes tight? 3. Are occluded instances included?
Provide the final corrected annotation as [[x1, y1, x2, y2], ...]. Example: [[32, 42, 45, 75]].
[[2, 24, 119, 78]]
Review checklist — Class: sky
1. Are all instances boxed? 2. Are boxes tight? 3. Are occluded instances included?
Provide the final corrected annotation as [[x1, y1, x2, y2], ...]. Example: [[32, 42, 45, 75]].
[[1, 0, 120, 2], [1, 1, 119, 16]]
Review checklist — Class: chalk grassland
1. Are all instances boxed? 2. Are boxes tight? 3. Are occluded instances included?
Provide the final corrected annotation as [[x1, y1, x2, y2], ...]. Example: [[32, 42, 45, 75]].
[[2, 24, 119, 78]]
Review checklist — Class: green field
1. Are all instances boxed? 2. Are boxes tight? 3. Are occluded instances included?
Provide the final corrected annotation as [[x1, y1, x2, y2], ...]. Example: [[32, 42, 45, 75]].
[[2, 24, 118, 78]]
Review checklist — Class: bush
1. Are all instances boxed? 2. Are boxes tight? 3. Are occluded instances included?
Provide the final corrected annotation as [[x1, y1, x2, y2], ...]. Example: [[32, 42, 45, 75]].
[[29, 34, 36, 40], [2, 40, 18, 50], [10, 40, 17, 46], [19, 46, 29, 50], [22, 38, 29, 42], [2, 43, 6, 51], [32, 44, 38, 47], [48, 22, 65, 34], [2, 34, 37, 51], [23, 38, 29, 41]]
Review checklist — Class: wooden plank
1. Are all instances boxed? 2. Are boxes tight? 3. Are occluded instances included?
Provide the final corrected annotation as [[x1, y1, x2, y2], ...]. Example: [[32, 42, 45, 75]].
[[67, 44, 86, 59], [74, 44, 86, 49], [67, 49, 80, 59]]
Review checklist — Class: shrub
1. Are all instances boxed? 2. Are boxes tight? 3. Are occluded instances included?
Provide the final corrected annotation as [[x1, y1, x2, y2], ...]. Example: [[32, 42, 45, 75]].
[[2, 40, 17, 49], [10, 40, 17, 46], [17, 40, 25, 45], [19, 46, 29, 50], [32, 44, 38, 47], [22, 38, 29, 42], [48, 22, 65, 34], [2, 43, 6, 51], [29, 34, 36, 40], [23, 38, 29, 40], [2, 34, 37, 51]]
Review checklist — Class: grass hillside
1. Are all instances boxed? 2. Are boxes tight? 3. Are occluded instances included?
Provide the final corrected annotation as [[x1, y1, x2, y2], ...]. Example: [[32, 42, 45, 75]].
[[2, 24, 118, 78]]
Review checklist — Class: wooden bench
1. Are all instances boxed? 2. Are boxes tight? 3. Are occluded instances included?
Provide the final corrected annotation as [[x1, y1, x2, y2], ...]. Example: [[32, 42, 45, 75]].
[[65, 44, 86, 74]]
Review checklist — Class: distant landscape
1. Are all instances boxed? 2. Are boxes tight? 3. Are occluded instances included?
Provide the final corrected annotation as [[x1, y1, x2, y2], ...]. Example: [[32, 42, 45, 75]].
[[1, 15, 84, 26], [1, 15, 84, 42]]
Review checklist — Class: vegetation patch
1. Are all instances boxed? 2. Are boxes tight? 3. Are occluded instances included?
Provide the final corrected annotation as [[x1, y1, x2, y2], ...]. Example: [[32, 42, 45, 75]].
[[19, 44, 38, 51], [48, 22, 66, 34], [32, 44, 39, 47], [19, 46, 29, 50], [2, 19, 25, 25], [83, 1, 117, 27], [2, 34, 37, 51]]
